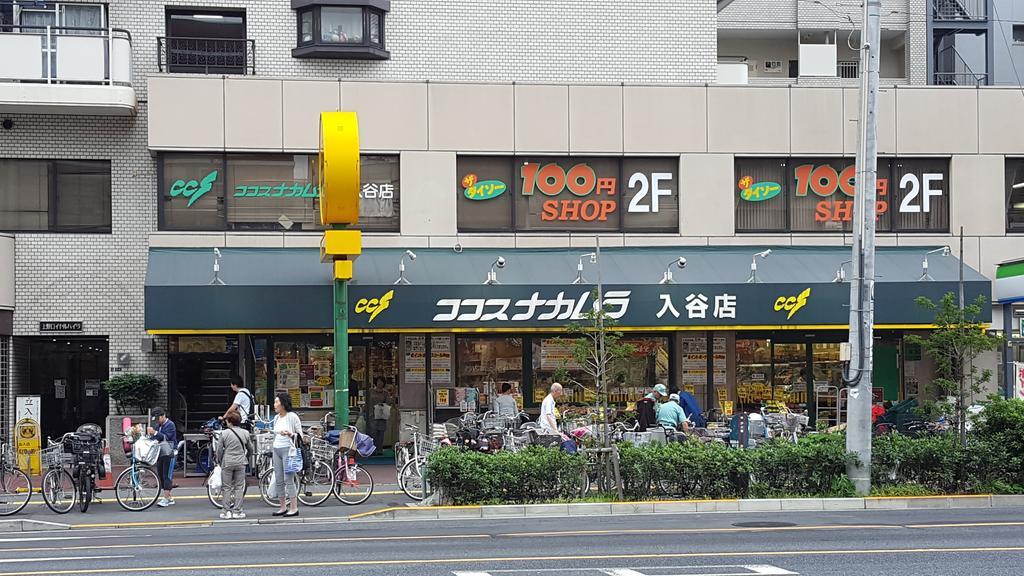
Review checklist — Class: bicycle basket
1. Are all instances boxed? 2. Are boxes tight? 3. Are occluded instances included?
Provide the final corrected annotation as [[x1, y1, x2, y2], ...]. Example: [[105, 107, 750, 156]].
[[309, 436, 337, 462], [480, 415, 510, 431], [416, 436, 439, 457], [40, 444, 65, 469], [336, 429, 358, 453], [255, 432, 274, 455]]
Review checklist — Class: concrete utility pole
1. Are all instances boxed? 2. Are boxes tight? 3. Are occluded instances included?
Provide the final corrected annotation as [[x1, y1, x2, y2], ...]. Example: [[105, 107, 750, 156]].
[[845, 0, 882, 495]]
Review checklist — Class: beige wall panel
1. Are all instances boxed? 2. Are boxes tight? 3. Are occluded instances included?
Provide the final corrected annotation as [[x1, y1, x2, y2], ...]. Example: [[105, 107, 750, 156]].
[[570, 234, 625, 247], [950, 155, 1006, 237], [680, 154, 735, 236], [791, 235, 846, 246], [225, 78, 283, 150], [569, 85, 623, 153], [980, 236, 1024, 280], [707, 87, 789, 154], [224, 234, 285, 248], [623, 86, 707, 153], [453, 235, 517, 249], [843, 87, 896, 155], [283, 80, 340, 151], [147, 232, 226, 248], [624, 236, 711, 247], [513, 235, 571, 248], [148, 76, 224, 149], [400, 151, 457, 236], [344, 82, 427, 151], [362, 235, 430, 248], [708, 235, 792, 246], [428, 84, 513, 152], [515, 85, 568, 153], [790, 88, 844, 155], [979, 89, 1024, 154], [896, 88, 978, 154]]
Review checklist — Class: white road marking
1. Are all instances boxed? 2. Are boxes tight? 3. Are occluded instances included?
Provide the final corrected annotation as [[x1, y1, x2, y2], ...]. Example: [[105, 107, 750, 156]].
[[455, 566, 798, 576], [0, 555, 134, 563], [0, 535, 143, 543]]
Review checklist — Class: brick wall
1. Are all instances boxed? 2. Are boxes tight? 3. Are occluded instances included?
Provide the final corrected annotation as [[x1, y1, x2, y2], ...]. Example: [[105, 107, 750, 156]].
[[2, 107, 168, 409]]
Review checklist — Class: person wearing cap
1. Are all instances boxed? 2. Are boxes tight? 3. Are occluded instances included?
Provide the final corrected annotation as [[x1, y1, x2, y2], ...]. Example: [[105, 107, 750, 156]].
[[657, 393, 690, 433], [146, 407, 178, 507], [636, 384, 667, 432], [646, 383, 668, 402]]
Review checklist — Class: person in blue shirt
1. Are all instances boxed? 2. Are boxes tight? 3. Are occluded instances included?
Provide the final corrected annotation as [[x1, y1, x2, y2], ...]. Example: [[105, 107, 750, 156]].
[[147, 407, 177, 507], [657, 393, 690, 433]]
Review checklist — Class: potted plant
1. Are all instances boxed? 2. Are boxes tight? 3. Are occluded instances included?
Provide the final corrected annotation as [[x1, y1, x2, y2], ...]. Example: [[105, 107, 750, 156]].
[[103, 373, 162, 415]]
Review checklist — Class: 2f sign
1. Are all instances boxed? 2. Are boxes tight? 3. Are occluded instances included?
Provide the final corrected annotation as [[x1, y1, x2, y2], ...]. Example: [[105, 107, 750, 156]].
[[627, 172, 673, 213], [899, 173, 943, 213]]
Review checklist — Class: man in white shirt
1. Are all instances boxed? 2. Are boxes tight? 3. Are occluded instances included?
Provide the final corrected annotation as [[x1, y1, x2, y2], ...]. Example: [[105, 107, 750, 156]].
[[222, 376, 255, 429], [539, 382, 563, 435]]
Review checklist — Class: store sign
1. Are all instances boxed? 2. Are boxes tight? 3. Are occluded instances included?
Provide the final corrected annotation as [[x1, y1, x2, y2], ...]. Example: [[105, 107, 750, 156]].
[[346, 281, 990, 330], [170, 170, 218, 207], [39, 321, 83, 332], [16, 396, 41, 475], [735, 157, 950, 232], [456, 156, 679, 232]]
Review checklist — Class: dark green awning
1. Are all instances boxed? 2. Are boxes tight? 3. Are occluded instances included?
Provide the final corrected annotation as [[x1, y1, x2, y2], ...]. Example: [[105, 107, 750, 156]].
[[145, 246, 991, 333]]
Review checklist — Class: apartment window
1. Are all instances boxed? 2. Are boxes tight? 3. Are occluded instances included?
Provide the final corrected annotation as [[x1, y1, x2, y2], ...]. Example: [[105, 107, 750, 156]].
[[0, 159, 111, 233], [1014, 25, 1024, 43], [159, 154, 400, 232], [292, 1, 389, 60], [1007, 158, 1024, 232], [162, 9, 251, 74]]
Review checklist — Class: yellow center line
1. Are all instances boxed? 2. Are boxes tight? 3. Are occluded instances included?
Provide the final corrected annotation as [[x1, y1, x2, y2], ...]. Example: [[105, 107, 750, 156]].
[[2, 546, 1023, 576]]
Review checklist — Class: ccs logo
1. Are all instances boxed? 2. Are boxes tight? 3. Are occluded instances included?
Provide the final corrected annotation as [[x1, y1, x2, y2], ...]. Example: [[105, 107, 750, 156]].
[[170, 170, 218, 207], [774, 287, 811, 320], [355, 290, 394, 323]]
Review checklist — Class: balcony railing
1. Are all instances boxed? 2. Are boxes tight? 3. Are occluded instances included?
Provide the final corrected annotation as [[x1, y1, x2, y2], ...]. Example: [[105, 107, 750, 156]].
[[838, 60, 859, 79], [932, 0, 987, 21], [157, 37, 255, 75], [0, 25, 132, 85], [933, 72, 989, 85]]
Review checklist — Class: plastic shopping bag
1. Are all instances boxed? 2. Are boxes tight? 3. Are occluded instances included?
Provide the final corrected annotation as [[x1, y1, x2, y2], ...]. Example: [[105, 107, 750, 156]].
[[133, 437, 160, 465], [209, 465, 223, 492], [284, 446, 303, 474], [267, 471, 278, 499]]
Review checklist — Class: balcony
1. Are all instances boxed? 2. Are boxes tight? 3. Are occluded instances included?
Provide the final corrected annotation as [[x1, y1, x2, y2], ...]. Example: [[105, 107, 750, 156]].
[[933, 0, 987, 21], [0, 26, 135, 116], [158, 37, 255, 75]]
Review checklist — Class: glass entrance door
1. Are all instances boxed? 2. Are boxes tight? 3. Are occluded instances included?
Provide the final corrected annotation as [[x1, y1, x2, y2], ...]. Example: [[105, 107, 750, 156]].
[[29, 337, 108, 439]]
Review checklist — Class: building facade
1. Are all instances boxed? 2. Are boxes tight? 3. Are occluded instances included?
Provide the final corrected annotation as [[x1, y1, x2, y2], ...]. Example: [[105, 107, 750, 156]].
[[1, 0, 1022, 441]]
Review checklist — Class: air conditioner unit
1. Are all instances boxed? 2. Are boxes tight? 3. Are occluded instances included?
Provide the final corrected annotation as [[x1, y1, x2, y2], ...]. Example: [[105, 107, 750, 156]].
[[763, 60, 784, 73]]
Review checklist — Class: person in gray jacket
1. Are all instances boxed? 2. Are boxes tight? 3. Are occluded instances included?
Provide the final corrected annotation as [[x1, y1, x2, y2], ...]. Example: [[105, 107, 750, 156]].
[[217, 410, 252, 519]]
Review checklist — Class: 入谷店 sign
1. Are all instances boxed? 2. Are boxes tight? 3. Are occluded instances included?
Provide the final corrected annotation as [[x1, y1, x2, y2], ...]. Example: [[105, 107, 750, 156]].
[[457, 156, 679, 232], [735, 157, 950, 233]]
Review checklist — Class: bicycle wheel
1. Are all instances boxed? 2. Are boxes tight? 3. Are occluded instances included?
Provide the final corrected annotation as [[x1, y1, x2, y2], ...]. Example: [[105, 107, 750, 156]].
[[115, 466, 160, 511], [398, 459, 428, 501], [297, 460, 334, 507], [207, 470, 248, 510], [259, 468, 297, 508], [78, 471, 93, 513], [0, 468, 31, 516], [197, 446, 213, 476], [334, 460, 374, 505], [42, 469, 75, 514]]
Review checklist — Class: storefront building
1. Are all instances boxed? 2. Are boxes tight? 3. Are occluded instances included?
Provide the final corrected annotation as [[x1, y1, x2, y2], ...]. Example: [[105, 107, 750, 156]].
[[144, 247, 990, 433]]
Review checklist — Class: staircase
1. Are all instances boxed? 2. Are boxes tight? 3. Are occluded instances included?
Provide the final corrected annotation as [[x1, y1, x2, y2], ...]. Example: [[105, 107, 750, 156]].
[[934, 44, 988, 86], [932, 0, 987, 21]]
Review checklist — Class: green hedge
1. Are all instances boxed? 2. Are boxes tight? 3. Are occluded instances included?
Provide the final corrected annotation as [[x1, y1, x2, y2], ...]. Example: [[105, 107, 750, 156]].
[[426, 399, 1024, 504]]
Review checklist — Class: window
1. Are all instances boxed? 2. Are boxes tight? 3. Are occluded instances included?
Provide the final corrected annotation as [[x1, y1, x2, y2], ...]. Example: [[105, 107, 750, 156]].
[[0, 159, 110, 233], [163, 9, 250, 75], [1007, 158, 1024, 232], [456, 156, 680, 233], [1014, 25, 1024, 43], [159, 154, 400, 232], [735, 157, 950, 233], [291, 2, 389, 60]]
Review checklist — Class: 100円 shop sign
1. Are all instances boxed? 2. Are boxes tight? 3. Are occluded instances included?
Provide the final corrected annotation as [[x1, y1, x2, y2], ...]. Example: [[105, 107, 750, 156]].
[[347, 282, 991, 329]]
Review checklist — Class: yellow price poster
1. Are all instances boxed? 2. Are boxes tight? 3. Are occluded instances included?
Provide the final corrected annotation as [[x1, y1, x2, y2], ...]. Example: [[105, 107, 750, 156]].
[[722, 401, 735, 416], [435, 388, 450, 407], [16, 396, 41, 475]]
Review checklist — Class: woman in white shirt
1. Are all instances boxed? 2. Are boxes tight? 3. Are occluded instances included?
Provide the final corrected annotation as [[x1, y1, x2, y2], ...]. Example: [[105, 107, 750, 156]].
[[271, 392, 302, 517]]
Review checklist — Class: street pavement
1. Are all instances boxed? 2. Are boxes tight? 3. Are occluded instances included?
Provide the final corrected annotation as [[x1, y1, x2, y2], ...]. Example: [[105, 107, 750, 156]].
[[2, 504, 1023, 575]]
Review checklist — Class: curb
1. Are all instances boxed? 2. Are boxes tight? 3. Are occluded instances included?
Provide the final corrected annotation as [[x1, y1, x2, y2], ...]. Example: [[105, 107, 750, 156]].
[[350, 494, 1022, 521], [0, 519, 71, 532]]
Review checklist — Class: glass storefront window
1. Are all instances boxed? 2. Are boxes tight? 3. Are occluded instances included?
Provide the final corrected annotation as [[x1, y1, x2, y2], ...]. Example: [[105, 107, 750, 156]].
[[226, 154, 320, 230], [272, 340, 335, 411], [735, 339, 771, 409], [452, 337, 523, 412], [349, 336, 398, 430], [772, 343, 807, 410], [532, 337, 592, 406], [609, 337, 670, 404], [161, 155, 225, 230]]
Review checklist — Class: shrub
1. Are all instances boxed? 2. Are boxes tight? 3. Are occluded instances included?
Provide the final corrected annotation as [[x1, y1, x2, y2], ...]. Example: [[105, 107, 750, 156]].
[[103, 373, 162, 415], [749, 435, 856, 498], [426, 446, 587, 505]]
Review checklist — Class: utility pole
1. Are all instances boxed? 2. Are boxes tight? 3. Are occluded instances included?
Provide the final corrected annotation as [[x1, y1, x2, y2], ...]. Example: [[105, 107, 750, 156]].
[[958, 226, 967, 447], [845, 0, 882, 496]]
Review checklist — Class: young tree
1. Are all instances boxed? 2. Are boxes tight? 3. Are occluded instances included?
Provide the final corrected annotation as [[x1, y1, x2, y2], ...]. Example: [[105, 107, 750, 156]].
[[906, 293, 1003, 447]]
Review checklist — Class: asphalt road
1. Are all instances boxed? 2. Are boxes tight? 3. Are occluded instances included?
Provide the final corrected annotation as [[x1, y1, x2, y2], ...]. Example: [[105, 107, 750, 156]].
[[2, 507, 1023, 575]]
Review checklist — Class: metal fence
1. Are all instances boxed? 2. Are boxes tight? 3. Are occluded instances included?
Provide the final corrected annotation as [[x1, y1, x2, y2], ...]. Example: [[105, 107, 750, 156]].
[[838, 61, 859, 79], [933, 72, 989, 85], [157, 37, 255, 75], [932, 0, 987, 20]]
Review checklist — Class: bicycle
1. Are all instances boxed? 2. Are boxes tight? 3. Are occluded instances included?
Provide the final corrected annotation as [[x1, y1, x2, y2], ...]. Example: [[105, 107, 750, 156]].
[[331, 427, 373, 505], [258, 434, 335, 507], [0, 440, 31, 516], [40, 425, 103, 514], [398, 428, 437, 501], [113, 433, 165, 512]]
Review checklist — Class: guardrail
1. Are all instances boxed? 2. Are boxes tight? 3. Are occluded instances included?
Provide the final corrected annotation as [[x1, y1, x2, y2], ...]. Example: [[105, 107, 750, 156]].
[[157, 37, 255, 75], [0, 25, 132, 85]]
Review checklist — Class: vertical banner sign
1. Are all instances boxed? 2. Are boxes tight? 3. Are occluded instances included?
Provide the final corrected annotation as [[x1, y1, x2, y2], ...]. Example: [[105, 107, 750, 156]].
[[1015, 362, 1024, 401], [16, 396, 41, 475]]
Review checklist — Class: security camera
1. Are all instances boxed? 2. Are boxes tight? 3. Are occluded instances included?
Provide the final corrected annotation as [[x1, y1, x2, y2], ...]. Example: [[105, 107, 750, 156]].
[[677, 257, 687, 269], [756, 249, 772, 258], [213, 248, 222, 258], [405, 250, 417, 261], [1, 119, 12, 130], [590, 254, 597, 264], [495, 257, 506, 269]]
